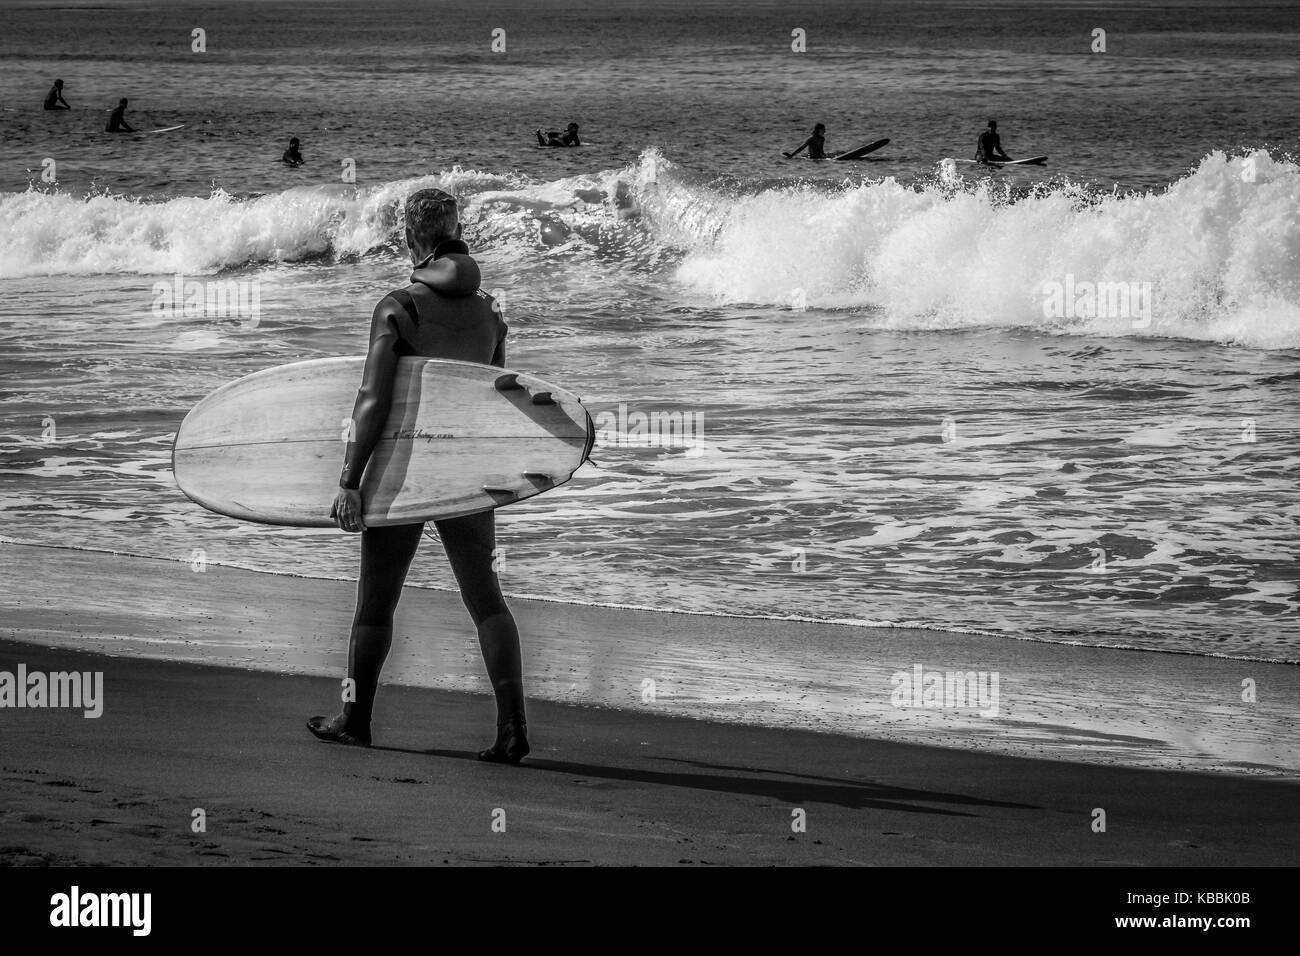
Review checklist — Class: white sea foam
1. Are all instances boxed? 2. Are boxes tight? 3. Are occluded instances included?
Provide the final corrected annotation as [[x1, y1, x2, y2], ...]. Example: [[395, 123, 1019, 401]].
[[5, 150, 1295, 348]]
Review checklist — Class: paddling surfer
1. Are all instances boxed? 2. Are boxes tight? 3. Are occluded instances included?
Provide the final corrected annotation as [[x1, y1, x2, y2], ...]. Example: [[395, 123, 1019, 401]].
[[536, 122, 581, 147], [308, 188, 530, 764], [105, 98, 134, 133], [44, 79, 70, 110], [974, 119, 1012, 164], [784, 123, 827, 160]]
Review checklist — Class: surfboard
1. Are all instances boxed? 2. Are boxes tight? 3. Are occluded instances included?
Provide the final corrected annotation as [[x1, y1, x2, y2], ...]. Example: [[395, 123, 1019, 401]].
[[953, 155, 1047, 167], [173, 357, 594, 527], [832, 138, 890, 161], [149, 124, 186, 134]]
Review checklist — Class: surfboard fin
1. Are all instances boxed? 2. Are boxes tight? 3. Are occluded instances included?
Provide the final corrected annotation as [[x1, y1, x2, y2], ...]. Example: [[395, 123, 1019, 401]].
[[482, 485, 516, 496], [522, 472, 553, 483], [531, 392, 555, 405], [494, 373, 523, 392]]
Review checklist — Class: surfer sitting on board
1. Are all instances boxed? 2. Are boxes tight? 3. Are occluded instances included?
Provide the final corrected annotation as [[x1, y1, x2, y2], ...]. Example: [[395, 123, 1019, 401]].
[[536, 122, 581, 147], [105, 98, 134, 133], [974, 119, 1012, 164], [784, 123, 827, 160], [310, 188, 531, 763], [44, 79, 70, 110], [282, 137, 304, 166]]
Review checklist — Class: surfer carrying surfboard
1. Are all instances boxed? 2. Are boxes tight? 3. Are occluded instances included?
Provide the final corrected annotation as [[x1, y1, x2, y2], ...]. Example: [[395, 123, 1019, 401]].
[[308, 188, 531, 764], [974, 119, 1012, 164], [784, 123, 827, 160]]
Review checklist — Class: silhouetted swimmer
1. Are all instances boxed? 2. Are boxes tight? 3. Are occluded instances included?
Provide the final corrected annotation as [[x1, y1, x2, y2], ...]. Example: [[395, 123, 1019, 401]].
[[44, 79, 70, 111], [784, 123, 826, 160], [536, 122, 581, 147], [105, 98, 134, 133], [975, 119, 1012, 164], [282, 137, 304, 166]]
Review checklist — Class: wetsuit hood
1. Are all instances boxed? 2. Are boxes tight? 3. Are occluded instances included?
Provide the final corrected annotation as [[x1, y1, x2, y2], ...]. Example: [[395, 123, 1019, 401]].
[[409, 238, 480, 297]]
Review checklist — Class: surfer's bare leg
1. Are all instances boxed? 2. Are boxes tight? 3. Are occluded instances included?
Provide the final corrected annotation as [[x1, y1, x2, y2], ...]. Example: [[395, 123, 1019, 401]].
[[308, 522, 423, 746], [433, 511, 529, 763]]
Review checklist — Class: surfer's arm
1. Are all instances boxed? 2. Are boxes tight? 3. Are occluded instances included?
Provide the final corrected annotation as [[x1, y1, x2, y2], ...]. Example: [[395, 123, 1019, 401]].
[[785, 139, 809, 158], [338, 300, 402, 491]]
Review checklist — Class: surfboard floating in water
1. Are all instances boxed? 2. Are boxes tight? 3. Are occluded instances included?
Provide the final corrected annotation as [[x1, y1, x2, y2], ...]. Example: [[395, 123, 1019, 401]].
[[951, 155, 1048, 167], [832, 138, 890, 161], [149, 124, 186, 134], [173, 357, 594, 527]]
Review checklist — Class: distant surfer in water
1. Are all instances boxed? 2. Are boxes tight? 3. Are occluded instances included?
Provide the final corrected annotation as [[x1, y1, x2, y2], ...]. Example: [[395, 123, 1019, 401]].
[[282, 137, 304, 166], [105, 98, 134, 133], [784, 123, 826, 160], [974, 119, 1012, 164], [536, 122, 581, 147], [310, 188, 530, 764], [44, 79, 70, 110]]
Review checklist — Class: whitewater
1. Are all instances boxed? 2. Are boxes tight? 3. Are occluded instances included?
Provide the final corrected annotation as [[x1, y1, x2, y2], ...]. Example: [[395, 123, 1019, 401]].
[[3, 149, 1297, 349]]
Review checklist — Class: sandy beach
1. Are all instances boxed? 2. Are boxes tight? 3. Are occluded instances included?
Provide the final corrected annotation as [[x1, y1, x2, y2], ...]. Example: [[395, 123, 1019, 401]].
[[2, 543, 1297, 866]]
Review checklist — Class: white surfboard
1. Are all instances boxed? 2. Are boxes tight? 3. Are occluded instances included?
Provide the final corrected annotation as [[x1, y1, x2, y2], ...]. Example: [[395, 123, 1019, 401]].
[[952, 155, 1047, 167], [173, 357, 594, 527]]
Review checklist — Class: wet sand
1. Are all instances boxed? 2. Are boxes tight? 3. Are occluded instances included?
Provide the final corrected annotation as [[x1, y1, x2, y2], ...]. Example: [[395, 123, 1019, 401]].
[[1, 544, 1297, 865]]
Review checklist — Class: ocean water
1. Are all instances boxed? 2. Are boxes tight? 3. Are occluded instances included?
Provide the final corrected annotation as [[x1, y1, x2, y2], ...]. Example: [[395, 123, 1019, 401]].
[[1, 0, 1298, 664]]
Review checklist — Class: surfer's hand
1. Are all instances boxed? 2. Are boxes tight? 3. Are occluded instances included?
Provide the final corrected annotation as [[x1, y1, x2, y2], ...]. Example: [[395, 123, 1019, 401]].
[[331, 488, 366, 533]]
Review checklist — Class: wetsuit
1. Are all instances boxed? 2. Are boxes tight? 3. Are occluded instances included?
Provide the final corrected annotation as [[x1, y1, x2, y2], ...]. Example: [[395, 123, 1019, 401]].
[[788, 130, 826, 159], [332, 241, 521, 750], [976, 130, 1010, 163], [537, 128, 580, 147], [283, 146, 304, 165], [44, 85, 69, 110], [105, 104, 133, 133]]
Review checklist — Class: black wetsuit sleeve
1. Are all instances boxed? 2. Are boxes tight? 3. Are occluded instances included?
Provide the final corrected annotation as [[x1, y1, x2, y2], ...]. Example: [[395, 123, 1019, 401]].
[[339, 298, 402, 489]]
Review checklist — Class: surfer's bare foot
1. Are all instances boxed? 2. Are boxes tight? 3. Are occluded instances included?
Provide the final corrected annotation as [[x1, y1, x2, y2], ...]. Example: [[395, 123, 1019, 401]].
[[478, 717, 529, 764], [306, 714, 371, 747]]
